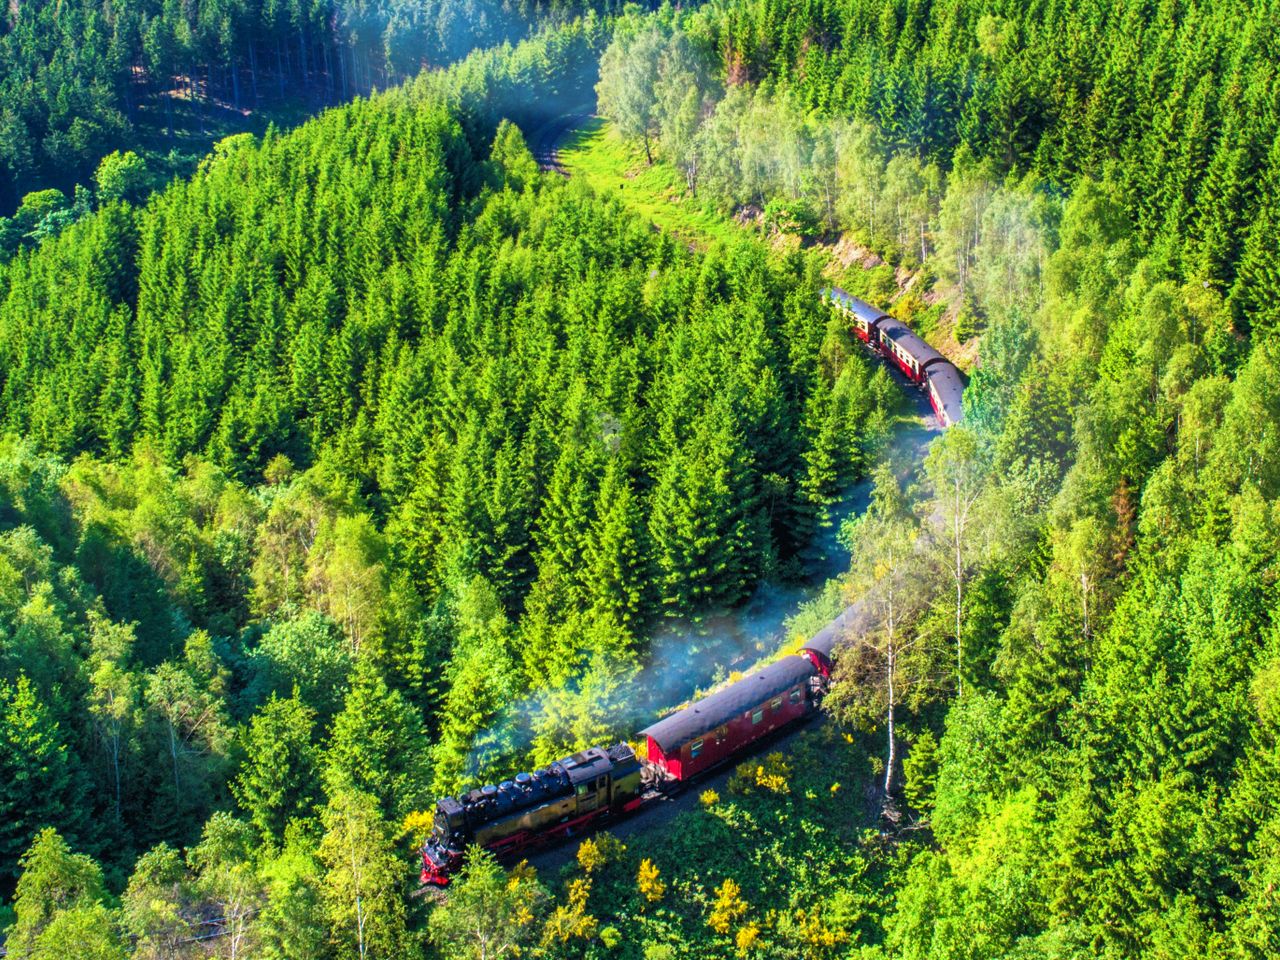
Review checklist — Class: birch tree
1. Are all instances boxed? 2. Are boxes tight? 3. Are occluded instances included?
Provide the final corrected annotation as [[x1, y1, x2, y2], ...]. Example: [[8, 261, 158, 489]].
[[828, 464, 934, 804], [319, 789, 407, 960], [596, 22, 667, 164], [922, 427, 990, 696], [429, 848, 547, 960], [189, 814, 262, 960], [86, 613, 138, 824]]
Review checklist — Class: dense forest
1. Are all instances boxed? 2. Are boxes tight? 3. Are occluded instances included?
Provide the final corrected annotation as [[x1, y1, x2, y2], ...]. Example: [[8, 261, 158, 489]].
[[0, 0, 631, 219], [596, 0, 1278, 345], [2, 0, 1280, 957], [0, 17, 899, 959], [589, 0, 1280, 955]]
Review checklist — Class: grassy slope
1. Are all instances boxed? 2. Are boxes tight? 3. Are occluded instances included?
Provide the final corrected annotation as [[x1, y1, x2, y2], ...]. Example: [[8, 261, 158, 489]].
[[558, 117, 966, 369], [558, 118, 750, 249]]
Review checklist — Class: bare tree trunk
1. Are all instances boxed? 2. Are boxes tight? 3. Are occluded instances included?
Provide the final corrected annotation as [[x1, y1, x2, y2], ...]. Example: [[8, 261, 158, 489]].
[[299, 29, 309, 90], [885, 637, 896, 796], [1081, 572, 1091, 639], [249, 43, 259, 106], [110, 725, 122, 820], [884, 586, 897, 797], [167, 721, 181, 802], [322, 41, 333, 102], [955, 488, 964, 696]]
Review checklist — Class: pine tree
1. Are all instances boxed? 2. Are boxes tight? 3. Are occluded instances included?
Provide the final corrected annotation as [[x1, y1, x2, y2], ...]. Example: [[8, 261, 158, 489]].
[[232, 695, 320, 847], [585, 457, 650, 631], [0, 677, 88, 890], [323, 664, 430, 821]]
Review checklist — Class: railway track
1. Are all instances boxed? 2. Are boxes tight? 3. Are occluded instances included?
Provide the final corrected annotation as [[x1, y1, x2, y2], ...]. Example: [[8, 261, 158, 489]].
[[527, 109, 593, 176]]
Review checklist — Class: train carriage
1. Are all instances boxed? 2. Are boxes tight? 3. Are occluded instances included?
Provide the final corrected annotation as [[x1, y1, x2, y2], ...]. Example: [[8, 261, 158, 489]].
[[875, 317, 945, 384], [926, 362, 965, 427], [639, 655, 819, 781], [822, 287, 889, 343]]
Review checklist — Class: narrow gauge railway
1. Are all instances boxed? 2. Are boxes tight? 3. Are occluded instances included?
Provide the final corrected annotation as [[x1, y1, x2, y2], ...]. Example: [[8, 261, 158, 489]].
[[419, 292, 961, 886], [419, 619, 847, 886], [821, 287, 965, 427]]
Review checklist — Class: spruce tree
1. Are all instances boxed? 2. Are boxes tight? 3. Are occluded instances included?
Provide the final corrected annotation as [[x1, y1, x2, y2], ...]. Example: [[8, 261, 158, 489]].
[[0, 677, 88, 890]]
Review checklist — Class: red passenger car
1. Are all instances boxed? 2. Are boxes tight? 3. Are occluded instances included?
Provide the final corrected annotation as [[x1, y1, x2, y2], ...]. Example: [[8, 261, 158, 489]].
[[822, 288, 889, 344], [639, 656, 819, 781], [875, 318, 945, 385]]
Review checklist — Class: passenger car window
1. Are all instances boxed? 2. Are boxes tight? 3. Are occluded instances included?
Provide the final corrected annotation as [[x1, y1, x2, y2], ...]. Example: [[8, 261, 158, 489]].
[[690, 739, 704, 758], [790, 689, 803, 704], [752, 709, 763, 724], [771, 697, 782, 711]]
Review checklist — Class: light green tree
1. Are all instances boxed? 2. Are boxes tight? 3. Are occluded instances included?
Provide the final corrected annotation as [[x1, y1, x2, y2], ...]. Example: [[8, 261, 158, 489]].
[[319, 789, 409, 960], [94, 150, 148, 205], [596, 22, 667, 163], [429, 849, 547, 960], [6, 829, 109, 957]]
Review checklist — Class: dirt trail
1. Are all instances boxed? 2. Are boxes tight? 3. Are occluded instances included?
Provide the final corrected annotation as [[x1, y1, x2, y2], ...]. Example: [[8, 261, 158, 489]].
[[527, 108, 594, 176]]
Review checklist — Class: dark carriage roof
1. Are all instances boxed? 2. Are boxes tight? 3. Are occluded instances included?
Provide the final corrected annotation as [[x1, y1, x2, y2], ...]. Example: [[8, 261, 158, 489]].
[[639, 655, 817, 753], [927, 363, 966, 426], [877, 317, 945, 368], [822, 287, 890, 326], [800, 602, 870, 659]]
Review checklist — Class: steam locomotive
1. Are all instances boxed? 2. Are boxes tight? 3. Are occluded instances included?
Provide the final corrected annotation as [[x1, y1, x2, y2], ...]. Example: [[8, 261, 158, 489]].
[[419, 293, 958, 886], [821, 287, 965, 427], [420, 633, 841, 886]]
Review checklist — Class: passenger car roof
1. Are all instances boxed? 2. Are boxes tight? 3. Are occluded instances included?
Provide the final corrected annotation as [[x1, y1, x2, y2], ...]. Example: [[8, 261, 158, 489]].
[[823, 287, 890, 326], [638, 656, 816, 753], [928, 363, 966, 425], [877, 317, 945, 367]]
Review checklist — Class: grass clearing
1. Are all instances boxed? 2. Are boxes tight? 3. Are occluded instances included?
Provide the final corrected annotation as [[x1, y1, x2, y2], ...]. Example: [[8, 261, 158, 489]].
[[557, 118, 748, 250]]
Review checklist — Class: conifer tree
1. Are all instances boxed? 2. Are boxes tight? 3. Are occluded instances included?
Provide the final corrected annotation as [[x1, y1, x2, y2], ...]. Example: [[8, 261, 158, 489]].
[[233, 695, 320, 847], [0, 677, 88, 889]]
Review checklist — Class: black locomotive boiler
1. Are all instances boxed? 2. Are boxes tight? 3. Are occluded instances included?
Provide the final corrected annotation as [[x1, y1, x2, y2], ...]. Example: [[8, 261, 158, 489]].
[[421, 744, 643, 885]]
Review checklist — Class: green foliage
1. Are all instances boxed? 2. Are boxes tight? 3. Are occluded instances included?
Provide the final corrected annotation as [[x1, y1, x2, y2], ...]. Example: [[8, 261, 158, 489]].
[[94, 152, 149, 206], [6, 829, 110, 956], [248, 612, 353, 719], [0, 0, 613, 222], [7, 0, 1280, 954], [429, 848, 548, 960], [232, 695, 320, 847], [489, 120, 539, 192], [0, 679, 88, 891], [323, 665, 430, 821], [318, 789, 410, 960]]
